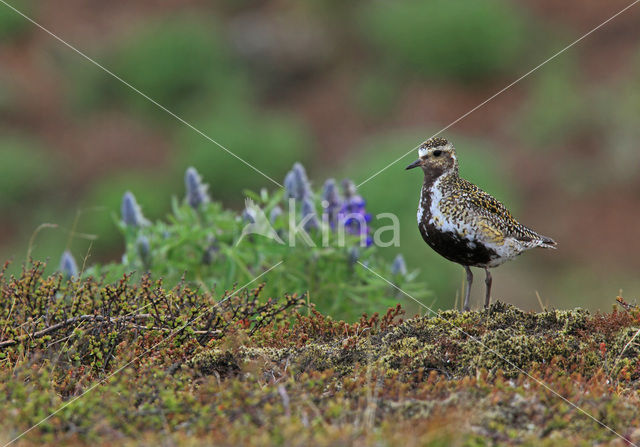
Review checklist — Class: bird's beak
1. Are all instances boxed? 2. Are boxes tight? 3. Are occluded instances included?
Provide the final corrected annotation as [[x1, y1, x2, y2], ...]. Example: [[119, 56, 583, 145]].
[[405, 159, 422, 170]]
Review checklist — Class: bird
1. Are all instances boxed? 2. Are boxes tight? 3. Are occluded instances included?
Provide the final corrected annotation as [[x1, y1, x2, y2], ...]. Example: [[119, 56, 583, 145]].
[[406, 137, 556, 311]]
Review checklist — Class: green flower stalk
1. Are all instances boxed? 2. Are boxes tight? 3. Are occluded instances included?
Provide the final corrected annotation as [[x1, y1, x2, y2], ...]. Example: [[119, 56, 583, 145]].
[[136, 235, 151, 268], [322, 178, 341, 227], [348, 246, 360, 268], [302, 197, 319, 231]]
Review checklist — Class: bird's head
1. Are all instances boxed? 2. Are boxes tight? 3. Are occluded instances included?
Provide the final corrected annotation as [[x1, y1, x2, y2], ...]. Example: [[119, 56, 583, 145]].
[[405, 137, 458, 175]]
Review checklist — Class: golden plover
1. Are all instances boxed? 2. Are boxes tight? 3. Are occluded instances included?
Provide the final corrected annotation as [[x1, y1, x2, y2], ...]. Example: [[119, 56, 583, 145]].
[[406, 137, 556, 311]]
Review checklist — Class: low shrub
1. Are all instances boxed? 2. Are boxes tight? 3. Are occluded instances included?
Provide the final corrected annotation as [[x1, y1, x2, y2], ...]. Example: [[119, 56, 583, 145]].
[[2, 262, 639, 446]]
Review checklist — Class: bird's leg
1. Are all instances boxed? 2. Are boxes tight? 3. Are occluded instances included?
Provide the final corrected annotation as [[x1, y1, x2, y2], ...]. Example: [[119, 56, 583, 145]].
[[484, 268, 492, 309], [463, 266, 473, 312]]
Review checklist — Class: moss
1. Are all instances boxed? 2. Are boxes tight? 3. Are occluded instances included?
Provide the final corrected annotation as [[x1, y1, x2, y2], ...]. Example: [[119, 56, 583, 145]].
[[187, 302, 636, 387], [189, 349, 240, 378]]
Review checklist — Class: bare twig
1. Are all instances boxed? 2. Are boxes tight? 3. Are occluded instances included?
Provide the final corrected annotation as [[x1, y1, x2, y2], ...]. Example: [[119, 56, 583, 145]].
[[0, 312, 226, 349], [4, 225, 58, 340], [1, 314, 149, 349]]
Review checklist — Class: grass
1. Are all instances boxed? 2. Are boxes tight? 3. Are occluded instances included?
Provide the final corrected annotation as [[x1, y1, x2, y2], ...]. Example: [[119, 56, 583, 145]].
[[1, 263, 639, 446]]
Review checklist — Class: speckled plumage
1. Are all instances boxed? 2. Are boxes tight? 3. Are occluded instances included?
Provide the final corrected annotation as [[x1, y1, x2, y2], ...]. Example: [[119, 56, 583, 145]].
[[407, 137, 556, 310]]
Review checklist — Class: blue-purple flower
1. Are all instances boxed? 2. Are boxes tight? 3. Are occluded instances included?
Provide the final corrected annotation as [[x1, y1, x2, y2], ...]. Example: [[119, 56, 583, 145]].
[[59, 251, 78, 280], [339, 179, 372, 246], [322, 178, 341, 227], [391, 254, 407, 276], [284, 170, 297, 200], [185, 167, 210, 210], [121, 191, 149, 227], [281, 166, 373, 246], [284, 163, 312, 201]]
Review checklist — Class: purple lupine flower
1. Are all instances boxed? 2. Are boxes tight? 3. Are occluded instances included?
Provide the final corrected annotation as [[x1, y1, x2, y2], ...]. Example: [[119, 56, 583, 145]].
[[338, 179, 372, 246], [185, 167, 210, 210], [342, 179, 357, 199], [284, 163, 312, 201], [121, 191, 148, 227], [292, 163, 312, 200], [391, 254, 407, 276], [284, 170, 297, 200], [59, 250, 78, 280], [301, 197, 319, 231], [322, 179, 342, 227]]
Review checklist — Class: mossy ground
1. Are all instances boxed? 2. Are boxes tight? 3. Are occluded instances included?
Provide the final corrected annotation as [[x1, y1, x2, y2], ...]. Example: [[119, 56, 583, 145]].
[[1, 266, 639, 446]]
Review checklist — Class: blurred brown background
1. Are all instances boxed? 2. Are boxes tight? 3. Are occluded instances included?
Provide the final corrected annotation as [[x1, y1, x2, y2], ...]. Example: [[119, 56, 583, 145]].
[[1, 0, 639, 311]]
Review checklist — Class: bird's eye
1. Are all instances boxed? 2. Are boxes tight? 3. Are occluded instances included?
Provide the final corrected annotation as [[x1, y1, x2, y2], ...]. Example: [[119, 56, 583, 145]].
[[433, 150, 442, 157]]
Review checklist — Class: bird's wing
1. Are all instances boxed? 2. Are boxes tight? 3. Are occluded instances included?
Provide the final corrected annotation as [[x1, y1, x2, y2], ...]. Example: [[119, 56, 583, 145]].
[[457, 179, 553, 246]]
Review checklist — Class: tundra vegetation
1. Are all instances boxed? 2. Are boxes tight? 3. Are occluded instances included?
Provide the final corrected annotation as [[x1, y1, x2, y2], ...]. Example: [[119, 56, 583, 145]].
[[1, 262, 639, 446], [1, 167, 639, 446]]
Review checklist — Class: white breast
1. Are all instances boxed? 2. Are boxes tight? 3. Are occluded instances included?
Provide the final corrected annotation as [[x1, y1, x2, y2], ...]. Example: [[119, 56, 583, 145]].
[[427, 177, 474, 239]]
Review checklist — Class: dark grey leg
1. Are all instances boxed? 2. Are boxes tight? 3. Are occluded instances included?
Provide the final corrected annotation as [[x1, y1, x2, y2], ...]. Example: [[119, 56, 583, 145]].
[[463, 266, 473, 312], [484, 268, 492, 309]]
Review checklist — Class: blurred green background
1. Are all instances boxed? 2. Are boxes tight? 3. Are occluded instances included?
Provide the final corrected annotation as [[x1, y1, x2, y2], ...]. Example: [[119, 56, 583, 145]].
[[1, 0, 639, 312]]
